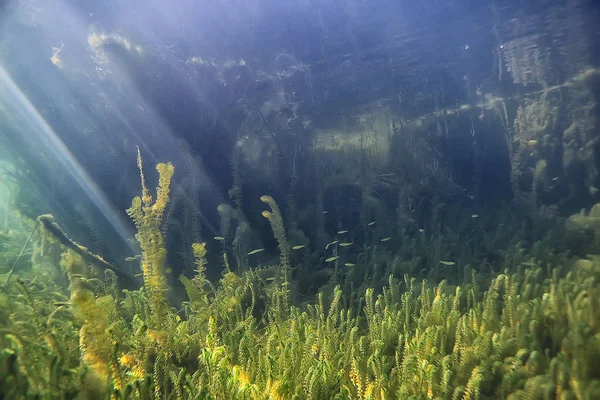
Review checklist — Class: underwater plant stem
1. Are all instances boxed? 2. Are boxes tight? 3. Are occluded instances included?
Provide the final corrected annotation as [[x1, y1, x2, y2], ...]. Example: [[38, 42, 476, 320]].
[[3, 219, 39, 287], [255, 107, 293, 175], [3, 189, 10, 230], [256, 107, 285, 157]]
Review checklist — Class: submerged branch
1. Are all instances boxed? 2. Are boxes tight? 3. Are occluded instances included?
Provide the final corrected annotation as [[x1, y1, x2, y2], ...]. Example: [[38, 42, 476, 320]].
[[37, 214, 135, 283]]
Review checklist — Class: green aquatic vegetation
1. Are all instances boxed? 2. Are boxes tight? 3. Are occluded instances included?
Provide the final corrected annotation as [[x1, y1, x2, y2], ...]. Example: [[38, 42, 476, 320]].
[[260, 195, 290, 286], [0, 275, 85, 398], [126, 146, 176, 329], [2, 158, 600, 399]]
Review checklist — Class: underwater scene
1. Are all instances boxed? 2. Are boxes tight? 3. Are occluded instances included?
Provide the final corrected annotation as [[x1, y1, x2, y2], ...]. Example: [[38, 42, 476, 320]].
[[1, 0, 600, 398]]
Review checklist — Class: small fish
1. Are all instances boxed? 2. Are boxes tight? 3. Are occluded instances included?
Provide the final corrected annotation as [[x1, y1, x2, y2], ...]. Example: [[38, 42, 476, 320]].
[[135, 273, 144, 277], [337, 230, 349, 234], [440, 261, 455, 266], [214, 236, 225, 241], [326, 256, 339, 263], [292, 245, 305, 250], [368, 221, 376, 226], [552, 177, 559, 181], [344, 263, 356, 267], [71, 274, 85, 278], [248, 248, 265, 255], [339, 242, 353, 247], [125, 257, 138, 262], [471, 214, 479, 218], [265, 277, 276, 281], [527, 140, 538, 146], [322, 211, 329, 214], [325, 241, 339, 250], [165, 267, 172, 274], [380, 237, 392, 242], [520, 261, 536, 267], [418, 228, 425, 233]]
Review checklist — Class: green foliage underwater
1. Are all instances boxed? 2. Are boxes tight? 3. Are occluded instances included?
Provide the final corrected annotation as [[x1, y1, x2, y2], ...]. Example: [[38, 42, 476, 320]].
[[1, 2, 600, 399], [1, 147, 600, 400]]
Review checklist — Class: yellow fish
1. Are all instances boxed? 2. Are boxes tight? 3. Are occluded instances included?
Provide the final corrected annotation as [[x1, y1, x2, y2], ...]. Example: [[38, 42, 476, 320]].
[[368, 221, 376, 226], [344, 263, 356, 267], [325, 241, 339, 250], [440, 261, 455, 266], [471, 214, 479, 218], [214, 236, 225, 241], [247, 248, 265, 255], [380, 237, 392, 242], [339, 242, 353, 247], [337, 230, 349, 234], [292, 245, 305, 250], [326, 256, 339, 262]]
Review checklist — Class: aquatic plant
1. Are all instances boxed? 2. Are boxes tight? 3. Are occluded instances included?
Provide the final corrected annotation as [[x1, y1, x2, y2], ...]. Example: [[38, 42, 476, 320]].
[[126, 146, 175, 327], [2, 156, 600, 400], [260, 195, 290, 287]]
